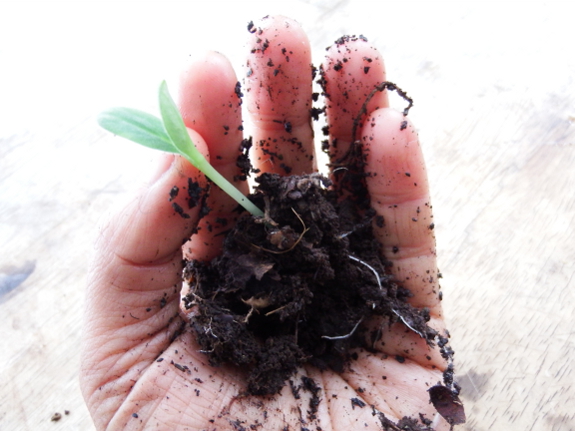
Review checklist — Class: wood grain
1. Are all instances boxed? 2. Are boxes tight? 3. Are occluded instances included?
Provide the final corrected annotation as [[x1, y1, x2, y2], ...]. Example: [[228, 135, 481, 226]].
[[1, 1, 573, 430]]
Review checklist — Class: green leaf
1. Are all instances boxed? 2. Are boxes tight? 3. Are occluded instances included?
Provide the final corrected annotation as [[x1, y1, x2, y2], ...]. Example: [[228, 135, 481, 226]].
[[97, 81, 264, 217], [97, 107, 177, 153], [158, 80, 203, 164], [157, 81, 263, 217]]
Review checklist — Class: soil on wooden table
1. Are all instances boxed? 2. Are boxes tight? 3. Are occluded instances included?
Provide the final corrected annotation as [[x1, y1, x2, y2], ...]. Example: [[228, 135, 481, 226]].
[[182, 171, 438, 396]]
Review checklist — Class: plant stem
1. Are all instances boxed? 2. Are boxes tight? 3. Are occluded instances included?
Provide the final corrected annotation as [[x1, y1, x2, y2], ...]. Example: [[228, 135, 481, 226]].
[[157, 80, 263, 217], [185, 153, 263, 217]]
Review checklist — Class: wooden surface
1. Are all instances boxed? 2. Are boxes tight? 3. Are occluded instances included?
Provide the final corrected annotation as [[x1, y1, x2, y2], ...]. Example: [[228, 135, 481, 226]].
[[1, 1, 574, 430]]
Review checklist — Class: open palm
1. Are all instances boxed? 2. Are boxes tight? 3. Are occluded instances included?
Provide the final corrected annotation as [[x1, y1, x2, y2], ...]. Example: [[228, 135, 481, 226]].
[[82, 16, 457, 431]]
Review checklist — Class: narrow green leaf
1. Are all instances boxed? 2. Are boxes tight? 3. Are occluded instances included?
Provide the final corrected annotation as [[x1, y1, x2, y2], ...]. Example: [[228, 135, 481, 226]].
[[97, 107, 177, 153], [158, 81, 203, 164], [157, 81, 263, 217], [99, 81, 263, 217]]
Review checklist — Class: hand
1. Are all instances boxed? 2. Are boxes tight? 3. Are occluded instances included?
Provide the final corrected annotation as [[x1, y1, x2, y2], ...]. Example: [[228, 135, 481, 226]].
[[82, 16, 456, 430]]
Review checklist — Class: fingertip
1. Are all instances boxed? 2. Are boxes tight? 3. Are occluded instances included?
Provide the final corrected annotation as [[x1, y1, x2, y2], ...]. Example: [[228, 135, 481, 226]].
[[362, 109, 441, 312], [323, 37, 388, 157], [178, 50, 243, 162], [181, 49, 232, 72], [247, 15, 309, 50], [245, 15, 312, 119], [179, 50, 237, 106], [362, 108, 429, 205], [323, 37, 387, 95], [244, 15, 315, 175]]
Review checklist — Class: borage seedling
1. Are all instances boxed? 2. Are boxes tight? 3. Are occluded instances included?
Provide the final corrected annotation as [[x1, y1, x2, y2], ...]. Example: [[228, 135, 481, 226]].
[[98, 81, 264, 217]]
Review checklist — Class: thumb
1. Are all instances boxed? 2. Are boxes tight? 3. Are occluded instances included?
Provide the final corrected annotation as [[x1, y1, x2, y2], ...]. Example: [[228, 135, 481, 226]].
[[101, 139, 209, 265], [81, 130, 208, 403]]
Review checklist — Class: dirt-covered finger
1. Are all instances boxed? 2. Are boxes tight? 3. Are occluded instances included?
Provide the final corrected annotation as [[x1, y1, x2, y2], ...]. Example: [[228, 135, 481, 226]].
[[99, 149, 209, 266], [244, 15, 315, 176], [321, 37, 388, 167], [362, 108, 442, 315], [82, 149, 209, 413], [179, 51, 250, 261]]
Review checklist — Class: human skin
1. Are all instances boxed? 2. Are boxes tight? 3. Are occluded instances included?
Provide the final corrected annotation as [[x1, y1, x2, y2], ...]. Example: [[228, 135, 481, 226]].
[[81, 15, 452, 431]]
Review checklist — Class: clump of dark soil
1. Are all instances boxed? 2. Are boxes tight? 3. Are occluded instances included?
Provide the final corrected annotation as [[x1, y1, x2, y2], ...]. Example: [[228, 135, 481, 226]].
[[182, 172, 437, 396]]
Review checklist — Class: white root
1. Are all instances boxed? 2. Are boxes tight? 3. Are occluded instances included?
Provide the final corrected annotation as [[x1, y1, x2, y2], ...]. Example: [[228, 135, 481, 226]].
[[321, 317, 364, 340]]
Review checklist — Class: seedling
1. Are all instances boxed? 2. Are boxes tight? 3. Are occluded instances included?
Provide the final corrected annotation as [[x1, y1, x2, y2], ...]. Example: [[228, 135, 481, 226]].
[[97, 81, 263, 217]]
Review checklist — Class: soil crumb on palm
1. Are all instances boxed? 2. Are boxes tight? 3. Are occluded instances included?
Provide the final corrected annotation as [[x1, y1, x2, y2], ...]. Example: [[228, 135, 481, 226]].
[[183, 173, 437, 395]]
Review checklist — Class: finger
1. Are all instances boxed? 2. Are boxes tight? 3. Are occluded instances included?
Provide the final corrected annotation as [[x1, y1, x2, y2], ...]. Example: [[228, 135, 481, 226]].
[[98, 146, 208, 266], [82, 145, 208, 404], [322, 37, 389, 166], [362, 108, 442, 315], [179, 51, 249, 261], [244, 15, 315, 175]]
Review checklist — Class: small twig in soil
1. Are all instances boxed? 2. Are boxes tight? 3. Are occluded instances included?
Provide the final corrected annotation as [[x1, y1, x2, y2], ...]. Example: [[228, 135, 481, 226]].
[[241, 296, 271, 323], [351, 81, 414, 142], [252, 208, 310, 255], [321, 317, 364, 340], [243, 306, 256, 323], [331, 81, 414, 173], [264, 303, 289, 317]]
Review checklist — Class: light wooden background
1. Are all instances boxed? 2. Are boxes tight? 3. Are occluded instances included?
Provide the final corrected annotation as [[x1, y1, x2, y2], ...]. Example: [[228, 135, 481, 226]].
[[1, 1, 574, 430]]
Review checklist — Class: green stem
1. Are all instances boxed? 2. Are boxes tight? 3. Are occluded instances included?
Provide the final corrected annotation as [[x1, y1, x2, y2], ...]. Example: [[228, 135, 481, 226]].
[[186, 153, 264, 217], [157, 80, 263, 217], [97, 81, 263, 217]]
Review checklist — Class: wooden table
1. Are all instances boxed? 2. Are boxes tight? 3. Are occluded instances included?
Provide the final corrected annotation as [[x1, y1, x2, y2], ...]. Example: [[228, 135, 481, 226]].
[[1, 1, 573, 430]]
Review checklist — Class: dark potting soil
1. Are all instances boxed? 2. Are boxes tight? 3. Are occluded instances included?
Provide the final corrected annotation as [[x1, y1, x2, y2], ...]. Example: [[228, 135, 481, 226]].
[[178, 25, 465, 424], [182, 172, 438, 396]]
